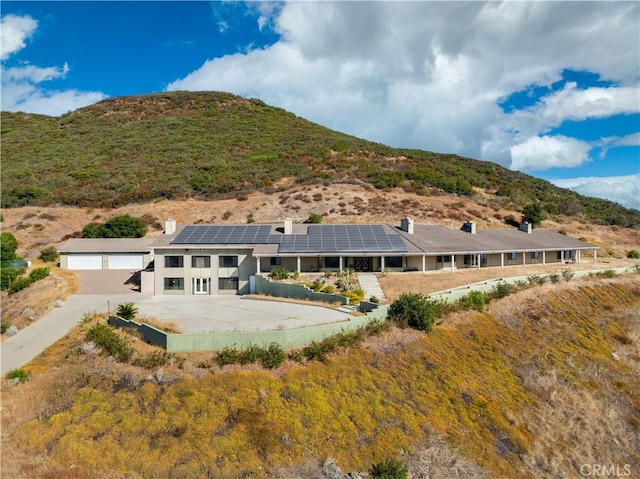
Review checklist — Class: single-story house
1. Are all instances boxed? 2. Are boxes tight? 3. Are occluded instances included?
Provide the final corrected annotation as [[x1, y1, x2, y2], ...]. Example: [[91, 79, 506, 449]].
[[59, 238, 154, 270], [147, 218, 597, 296]]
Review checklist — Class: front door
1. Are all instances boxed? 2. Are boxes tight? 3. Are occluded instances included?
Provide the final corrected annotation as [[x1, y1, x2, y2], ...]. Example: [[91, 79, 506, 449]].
[[193, 277, 209, 295], [354, 257, 372, 272]]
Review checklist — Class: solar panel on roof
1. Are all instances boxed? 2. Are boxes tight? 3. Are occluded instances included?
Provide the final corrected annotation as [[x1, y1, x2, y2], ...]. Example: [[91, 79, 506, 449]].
[[172, 225, 280, 245]]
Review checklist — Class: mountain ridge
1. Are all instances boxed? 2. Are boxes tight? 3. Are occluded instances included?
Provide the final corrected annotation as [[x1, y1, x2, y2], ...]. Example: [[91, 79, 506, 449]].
[[1, 91, 638, 227]]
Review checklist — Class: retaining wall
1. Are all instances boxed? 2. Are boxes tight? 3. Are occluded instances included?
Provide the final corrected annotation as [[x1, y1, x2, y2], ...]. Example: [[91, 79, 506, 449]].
[[254, 274, 348, 305]]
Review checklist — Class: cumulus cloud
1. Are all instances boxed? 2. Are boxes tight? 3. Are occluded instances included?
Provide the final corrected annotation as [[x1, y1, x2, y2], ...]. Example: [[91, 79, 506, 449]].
[[551, 175, 640, 210], [168, 1, 639, 176], [1, 13, 106, 116], [0, 14, 37, 60], [510, 135, 593, 172]]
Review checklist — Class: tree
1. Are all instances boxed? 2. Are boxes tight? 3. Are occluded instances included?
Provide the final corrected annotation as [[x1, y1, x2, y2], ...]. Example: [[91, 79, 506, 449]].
[[82, 215, 147, 238], [1, 232, 19, 263], [304, 213, 323, 224], [116, 302, 138, 320], [39, 246, 59, 263], [370, 458, 409, 479], [521, 203, 547, 227]]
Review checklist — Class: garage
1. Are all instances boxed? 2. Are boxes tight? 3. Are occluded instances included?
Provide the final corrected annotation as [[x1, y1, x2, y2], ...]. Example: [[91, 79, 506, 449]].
[[67, 254, 103, 270], [108, 254, 144, 270]]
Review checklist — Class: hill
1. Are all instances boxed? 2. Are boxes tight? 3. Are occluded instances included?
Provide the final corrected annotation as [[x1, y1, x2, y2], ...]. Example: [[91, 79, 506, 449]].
[[2, 275, 639, 478], [2, 91, 638, 227]]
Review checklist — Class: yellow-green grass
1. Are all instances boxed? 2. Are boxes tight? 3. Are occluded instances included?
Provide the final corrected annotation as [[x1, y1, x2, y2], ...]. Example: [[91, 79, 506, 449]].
[[6, 277, 639, 478]]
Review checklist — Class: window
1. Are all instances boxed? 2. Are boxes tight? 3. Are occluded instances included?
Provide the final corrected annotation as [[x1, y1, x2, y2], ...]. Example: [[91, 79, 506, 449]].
[[480, 253, 488, 264], [386, 256, 403, 268], [218, 277, 238, 290], [165, 256, 183, 268], [164, 277, 184, 291], [324, 256, 339, 268], [508, 252, 517, 261], [437, 255, 451, 263], [219, 256, 238, 267], [531, 251, 539, 260], [270, 257, 281, 266], [191, 256, 211, 268]]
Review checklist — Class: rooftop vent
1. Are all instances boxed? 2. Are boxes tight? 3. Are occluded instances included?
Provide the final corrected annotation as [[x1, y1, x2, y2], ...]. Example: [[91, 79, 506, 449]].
[[519, 221, 532, 234], [164, 219, 177, 235], [400, 217, 414, 234], [284, 218, 293, 235], [461, 221, 477, 234]]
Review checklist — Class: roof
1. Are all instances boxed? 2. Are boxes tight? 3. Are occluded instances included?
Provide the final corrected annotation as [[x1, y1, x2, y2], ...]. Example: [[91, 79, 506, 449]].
[[59, 238, 154, 254], [150, 221, 596, 256], [398, 224, 596, 255]]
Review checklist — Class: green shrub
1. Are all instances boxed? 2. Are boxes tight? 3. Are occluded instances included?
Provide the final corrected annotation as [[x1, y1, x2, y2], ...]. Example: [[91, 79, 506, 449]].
[[561, 269, 575, 282], [627, 250, 640, 259], [490, 281, 512, 299], [0, 232, 18, 263], [549, 273, 561, 284], [527, 275, 548, 286], [270, 267, 291, 280], [239, 344, 265, 365], [363, 319, 392, 336], [82, 214, 147, 238], [133, 351, 173, 369], [6, 367, 31, 384], [215, 347, 241, 366], [311, 279, 325, 291], [86, 324, 133, 362], [28, 267, 50, 282], [599, 269, 617, 278], [370, 458, 409, 479], [38, 246, 59, 263], [260, 343, 286, 369], [457, 290, 486, 312], [304, 213, 323, 224], [116, 302, 139, 320], [369, 295, 380, 304], [0, 267, 24, 290], [1, 319, 11, 334], [387, 292, 441, 332], [8, 277, 33, 295]]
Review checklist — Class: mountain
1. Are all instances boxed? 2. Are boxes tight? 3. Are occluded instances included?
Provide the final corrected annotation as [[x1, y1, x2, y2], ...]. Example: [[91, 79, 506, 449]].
[[1, 91, 638, 227]]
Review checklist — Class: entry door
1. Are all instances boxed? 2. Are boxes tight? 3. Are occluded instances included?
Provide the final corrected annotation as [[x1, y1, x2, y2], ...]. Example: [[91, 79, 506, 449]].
[[354, 257, 372, 272], [193, 278, 209, 295]]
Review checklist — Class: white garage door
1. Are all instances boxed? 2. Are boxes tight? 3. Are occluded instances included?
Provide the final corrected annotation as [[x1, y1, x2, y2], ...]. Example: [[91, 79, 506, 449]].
[[68, 254, 103, 270], [108, 254, 144, 270]]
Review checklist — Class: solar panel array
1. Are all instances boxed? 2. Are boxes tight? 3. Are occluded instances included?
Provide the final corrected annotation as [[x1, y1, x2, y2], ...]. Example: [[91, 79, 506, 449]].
[[171, 225, 277, 244], [278, 225, 408, 253]]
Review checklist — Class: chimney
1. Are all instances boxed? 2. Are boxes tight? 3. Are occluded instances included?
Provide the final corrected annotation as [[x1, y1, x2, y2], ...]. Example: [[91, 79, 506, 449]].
[[400, 217, 414, 234], [461, 221, 477, 234], [284, 218, 293, 235], [519, 221, 532, 234], [164, 219, 177, 235]]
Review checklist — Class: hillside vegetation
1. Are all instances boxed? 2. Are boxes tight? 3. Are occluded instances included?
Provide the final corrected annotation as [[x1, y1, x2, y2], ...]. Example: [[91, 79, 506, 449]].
[[2, 91, 638, 227], [2, 275, 638, 478]]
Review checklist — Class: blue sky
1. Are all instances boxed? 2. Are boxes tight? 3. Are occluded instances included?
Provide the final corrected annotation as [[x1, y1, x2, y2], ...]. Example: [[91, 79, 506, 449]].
[[2, 1, 639, 209]]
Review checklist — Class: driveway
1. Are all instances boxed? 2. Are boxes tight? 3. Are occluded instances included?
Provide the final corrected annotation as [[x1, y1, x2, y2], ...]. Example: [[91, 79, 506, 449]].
[[1, 293, 351, 375]]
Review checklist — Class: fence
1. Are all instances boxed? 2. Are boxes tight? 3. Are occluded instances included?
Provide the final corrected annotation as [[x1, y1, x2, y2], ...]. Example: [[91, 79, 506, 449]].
[[109, 303, 389, 353]]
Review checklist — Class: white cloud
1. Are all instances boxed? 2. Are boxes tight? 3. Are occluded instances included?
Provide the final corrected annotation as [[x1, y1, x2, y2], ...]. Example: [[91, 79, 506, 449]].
[[0, 14, 37, 60], [510, 135, 592, 172], [1, 14, 106, 116], [168, 2, 639, 174], [551, 174, 640, 210]]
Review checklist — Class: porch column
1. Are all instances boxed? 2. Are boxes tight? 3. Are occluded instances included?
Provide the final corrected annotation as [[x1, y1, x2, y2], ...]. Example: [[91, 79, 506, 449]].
[[501, 253, 504, 268], [561, 250, 565, 263], [523, 252, 526, 266], [422, 255, 426, 274], [577, 250, 581, 263], [339, 256, 343, 272], [451, 254, 455, 272], [256, 256, 261, 274], [477, 254, 481, 269], [380, 256, 385, 272], [594, 250, 597, 263], [542, 251, 546, 265], [296, 256, 301, 273]]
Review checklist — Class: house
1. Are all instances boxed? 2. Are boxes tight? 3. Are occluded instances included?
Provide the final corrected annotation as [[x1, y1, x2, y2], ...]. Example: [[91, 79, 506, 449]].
[[59, 218, 597, 295], [147, 218, 597, 296]]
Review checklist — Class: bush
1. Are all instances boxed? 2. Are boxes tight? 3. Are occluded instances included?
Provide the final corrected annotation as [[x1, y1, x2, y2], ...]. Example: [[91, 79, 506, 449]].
[[370, 458, 409, 479], [304, 213, 323, 224], [270, 267, 291, 280], [133, 351, 173, 369], [627, 250, 640, 259], [260, 343, 286, 369], [239, 344, 265, 365], [0, 267, 24, 290], [116, 302, 139, 320], [215, 347, 241, 366], [8, 277, 33, 295], [1, 232, 18, 263], [521, 203, 547, 227], [1, 319, 11, 334], [457, 290, 485, 312], [549, 273, 561, 284], [369, 296, 380, 304], [561, 269, 575, 282], [6, 367, 31, 384], [39, 246, 59, 263], [82, 214, 147, 238], [527, 275, 547, 286], [86, 324, 133, 362], [490, 281, 512, 299], [388, 292, 440, 332], [29, 267, 50, 282]]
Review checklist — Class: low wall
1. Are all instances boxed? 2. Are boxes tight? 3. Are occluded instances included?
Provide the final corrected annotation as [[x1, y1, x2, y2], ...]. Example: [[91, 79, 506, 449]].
[[253, 274, 348, 305], [109, 303, 389, 353]]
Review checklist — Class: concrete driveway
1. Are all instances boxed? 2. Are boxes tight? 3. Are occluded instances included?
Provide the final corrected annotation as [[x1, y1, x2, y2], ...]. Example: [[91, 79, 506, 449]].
[[1, 292, 351, 375]]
